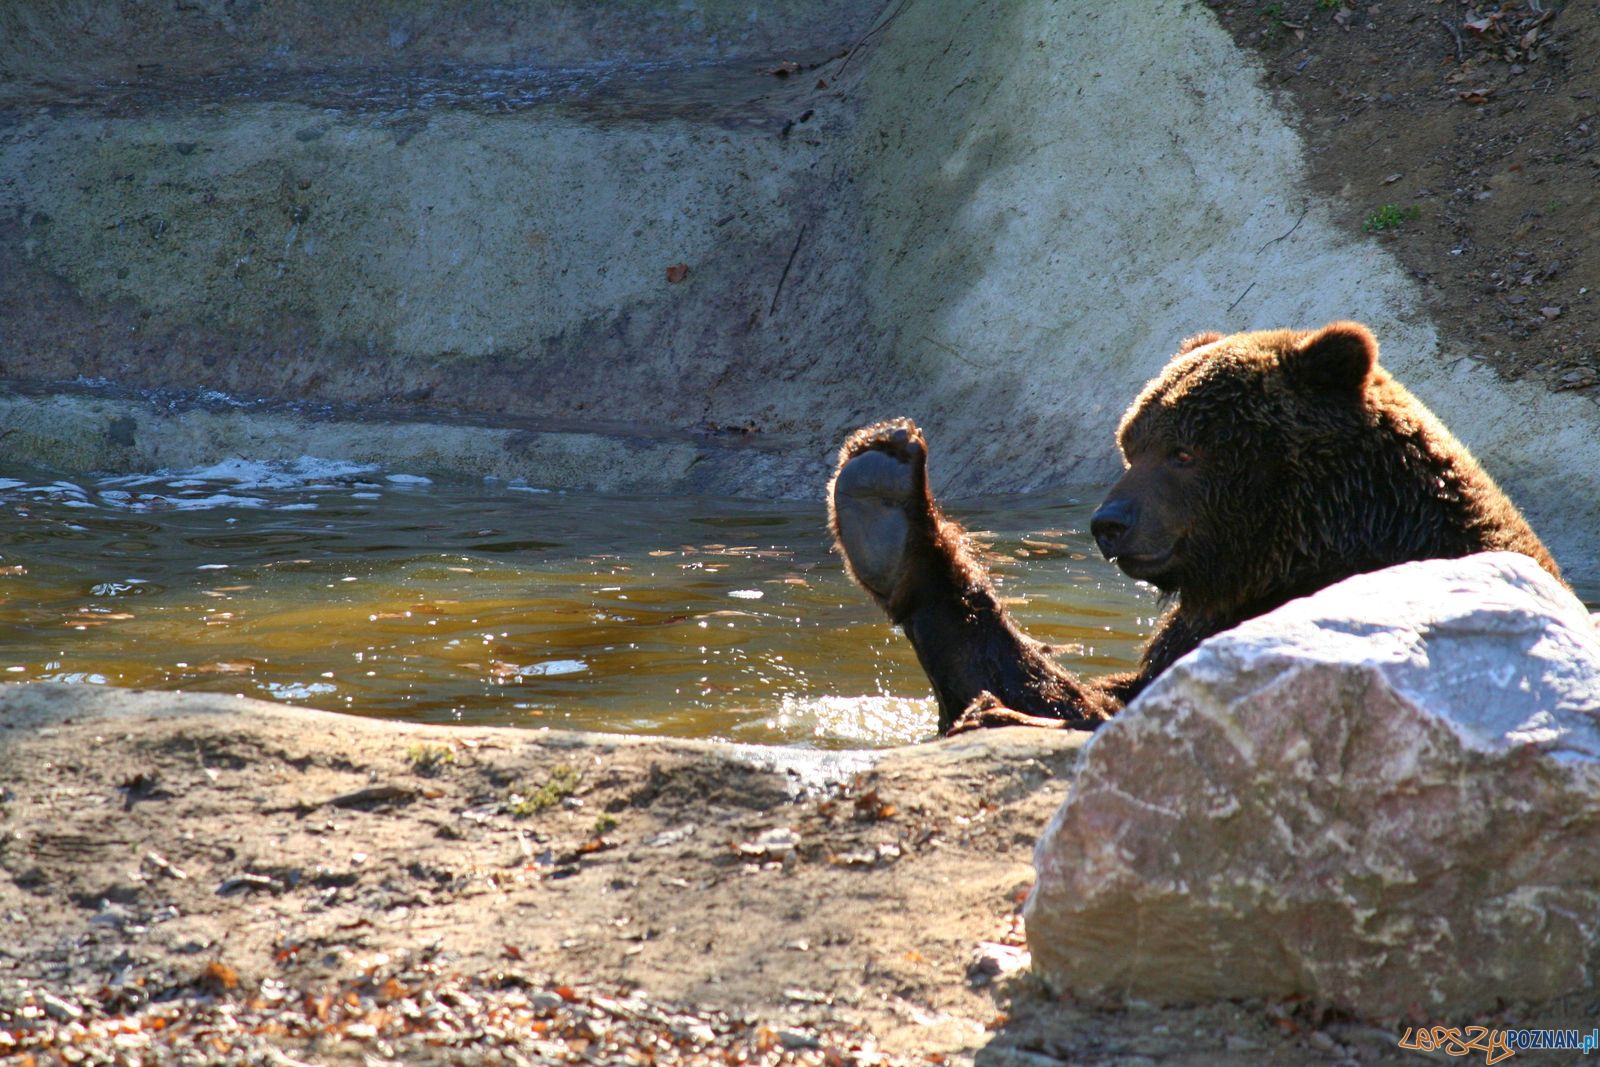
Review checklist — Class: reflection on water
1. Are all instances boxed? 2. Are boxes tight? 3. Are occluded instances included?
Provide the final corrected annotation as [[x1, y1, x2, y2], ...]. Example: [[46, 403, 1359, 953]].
[[0, 459, 1158, 748]]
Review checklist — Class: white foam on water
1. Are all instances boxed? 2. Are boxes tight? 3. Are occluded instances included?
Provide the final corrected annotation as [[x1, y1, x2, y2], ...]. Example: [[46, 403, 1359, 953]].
[[171, 494, 272, 511], [518, 658, 588, 678], [263, 681, 339, 702], [22, 481, 88, 497], [36, 671, 110, 685], [739, 694, 937, 747], [0, 457, 443, 513], [106, 457, 381, 491], [90, 579, 148, 597]]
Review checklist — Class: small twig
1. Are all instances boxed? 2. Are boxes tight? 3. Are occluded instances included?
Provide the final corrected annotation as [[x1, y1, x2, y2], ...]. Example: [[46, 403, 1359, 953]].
[[1257, 207, 1309, 254], [769, 224, 808, 317], [327, 783, 418, 809], [1438, 17, 1465, 62], [145, 850, 188, 880], [1227, 281, 1257, 313], [217, 873, 281, 896]]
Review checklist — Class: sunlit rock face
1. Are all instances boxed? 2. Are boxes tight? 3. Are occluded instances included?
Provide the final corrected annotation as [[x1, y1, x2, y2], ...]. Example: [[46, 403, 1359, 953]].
[[1027, 552, 1600, 1016]]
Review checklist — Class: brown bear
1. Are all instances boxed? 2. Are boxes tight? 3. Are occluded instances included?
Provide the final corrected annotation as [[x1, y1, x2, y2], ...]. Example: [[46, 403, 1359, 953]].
[[828, 321, 1561, 735]]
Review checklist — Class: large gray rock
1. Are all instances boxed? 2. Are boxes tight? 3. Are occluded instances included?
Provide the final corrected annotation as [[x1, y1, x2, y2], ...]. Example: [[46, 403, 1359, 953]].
[[1027, 552, 1600, 1016]]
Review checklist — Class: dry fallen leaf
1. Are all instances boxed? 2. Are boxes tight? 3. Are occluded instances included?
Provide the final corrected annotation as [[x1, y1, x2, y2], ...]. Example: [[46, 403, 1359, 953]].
[[665, 263, 689, 283], [202, 961, 239, 991]]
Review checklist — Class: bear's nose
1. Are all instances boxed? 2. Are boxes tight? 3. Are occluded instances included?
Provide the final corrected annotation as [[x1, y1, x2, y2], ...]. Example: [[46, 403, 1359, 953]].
[[1090, 498, 1137, 560]]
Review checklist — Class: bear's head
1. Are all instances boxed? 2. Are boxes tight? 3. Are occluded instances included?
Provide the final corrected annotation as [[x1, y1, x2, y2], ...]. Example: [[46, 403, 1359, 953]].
[[1091, 321, 1388, 617]]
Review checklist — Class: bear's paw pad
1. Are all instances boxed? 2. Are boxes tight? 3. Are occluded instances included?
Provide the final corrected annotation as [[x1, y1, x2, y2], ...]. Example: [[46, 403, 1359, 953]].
[[830, 426, 927, 601]]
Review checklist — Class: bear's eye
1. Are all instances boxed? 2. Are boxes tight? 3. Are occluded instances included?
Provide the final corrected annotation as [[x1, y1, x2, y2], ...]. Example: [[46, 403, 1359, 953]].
[[1169, 447, 1195, 468]]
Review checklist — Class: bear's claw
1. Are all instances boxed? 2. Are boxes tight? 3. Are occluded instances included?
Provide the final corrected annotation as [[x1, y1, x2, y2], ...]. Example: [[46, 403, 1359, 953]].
[[838, 418, 927, 469], [947, 692, 1072, 735]]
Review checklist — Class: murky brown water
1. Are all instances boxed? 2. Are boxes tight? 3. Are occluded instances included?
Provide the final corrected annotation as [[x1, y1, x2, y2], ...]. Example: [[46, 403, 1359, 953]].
[[0, 459, 1157, 747]]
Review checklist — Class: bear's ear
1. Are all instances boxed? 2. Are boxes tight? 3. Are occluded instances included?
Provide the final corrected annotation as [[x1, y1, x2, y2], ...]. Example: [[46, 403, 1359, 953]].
[[1178, 331, 1225, 355], [1283, 321, 1377, 395]]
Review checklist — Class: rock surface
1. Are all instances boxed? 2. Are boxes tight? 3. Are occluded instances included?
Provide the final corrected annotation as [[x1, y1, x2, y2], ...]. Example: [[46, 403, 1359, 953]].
[[1027, 552, 1600, 1016]]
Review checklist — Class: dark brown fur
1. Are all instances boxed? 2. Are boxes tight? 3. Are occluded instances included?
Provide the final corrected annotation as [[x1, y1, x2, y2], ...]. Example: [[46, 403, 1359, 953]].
[[827, 420, 1125, 732], [828, 322, 1560, 734]]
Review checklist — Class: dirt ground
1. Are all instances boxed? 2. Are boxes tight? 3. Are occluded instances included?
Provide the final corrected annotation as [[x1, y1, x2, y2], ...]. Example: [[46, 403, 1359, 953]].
[[0, 684, 1471, 1066], [1206, 0, 1600, 393]]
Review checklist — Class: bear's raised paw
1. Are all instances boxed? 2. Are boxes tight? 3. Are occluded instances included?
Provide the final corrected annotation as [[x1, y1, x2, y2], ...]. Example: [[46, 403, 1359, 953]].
[[827, 419, 934, 608]]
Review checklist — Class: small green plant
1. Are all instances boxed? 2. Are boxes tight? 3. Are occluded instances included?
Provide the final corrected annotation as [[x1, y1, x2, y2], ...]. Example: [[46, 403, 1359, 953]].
[[1363, 203, 1421, 232], [1547, 199, 1564, 214], [593, 812, 619, 835], [1318, 0, 1342, 10], [405, 743, 454, 776], [507, 764, 581, 817]]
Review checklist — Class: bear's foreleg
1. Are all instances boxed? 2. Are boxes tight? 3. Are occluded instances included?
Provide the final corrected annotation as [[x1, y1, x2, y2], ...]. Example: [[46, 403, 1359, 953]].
[[828, 420, 1120, 734]]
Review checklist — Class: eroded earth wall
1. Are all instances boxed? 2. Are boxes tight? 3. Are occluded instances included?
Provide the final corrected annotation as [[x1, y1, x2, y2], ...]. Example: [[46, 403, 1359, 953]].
[[2, 0, 1596, 580]]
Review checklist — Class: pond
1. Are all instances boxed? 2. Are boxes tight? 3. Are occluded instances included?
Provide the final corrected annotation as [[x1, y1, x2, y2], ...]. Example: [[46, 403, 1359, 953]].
[[0, 459, 1155, 748]]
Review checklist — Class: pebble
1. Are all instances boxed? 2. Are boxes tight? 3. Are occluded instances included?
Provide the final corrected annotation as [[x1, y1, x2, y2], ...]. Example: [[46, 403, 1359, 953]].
[[38, 990, 83, 1021], [736, 827, 800, 859], [529, 991, 565, 1012], [776, 1028, 821, 1050]]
